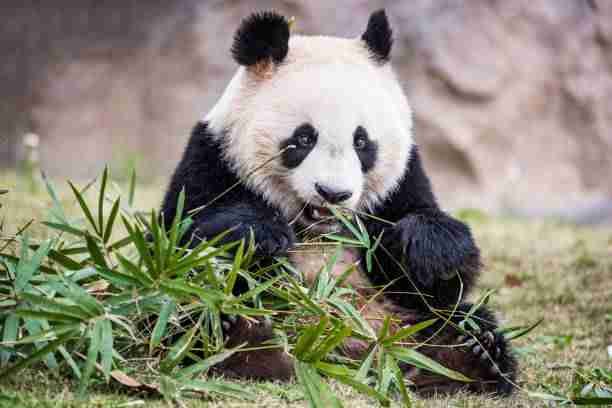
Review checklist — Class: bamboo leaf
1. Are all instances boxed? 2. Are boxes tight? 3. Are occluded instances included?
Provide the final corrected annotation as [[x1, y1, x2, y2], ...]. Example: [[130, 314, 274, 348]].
[[150, 298, 175, 353], [176, 347, 240, 379], [103, 197, 120, 243], [78, 319, 104, 396], [389, 347, 472, 383], [98, 166, 108, 239], [294, 316, 328, 360], [225, 239, 244, 295], [1, 314, 19, 366], [100, 319, 113, 381], [68, 181, 100, 236], [0, 331, 76, 377], [381, 318, 438, 345]]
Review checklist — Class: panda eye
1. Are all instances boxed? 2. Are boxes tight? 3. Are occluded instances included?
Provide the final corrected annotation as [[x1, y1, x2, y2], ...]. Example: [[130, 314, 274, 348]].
[[353, 127, 369, 150], [293, 124, 317, 148], [298, 133, 315, 147]]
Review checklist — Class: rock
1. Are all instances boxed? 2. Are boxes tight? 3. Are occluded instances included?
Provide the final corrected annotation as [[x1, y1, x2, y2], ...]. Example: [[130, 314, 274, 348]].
[[1, 0, 611, 218]]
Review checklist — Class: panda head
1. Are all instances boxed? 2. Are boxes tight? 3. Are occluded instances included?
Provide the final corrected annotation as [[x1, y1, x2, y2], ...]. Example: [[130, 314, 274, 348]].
[[207, 10, 414, 232]]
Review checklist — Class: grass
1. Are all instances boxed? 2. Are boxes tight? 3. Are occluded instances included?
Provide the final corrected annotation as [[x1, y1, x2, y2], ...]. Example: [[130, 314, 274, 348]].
[[1, 170, 611, 407]]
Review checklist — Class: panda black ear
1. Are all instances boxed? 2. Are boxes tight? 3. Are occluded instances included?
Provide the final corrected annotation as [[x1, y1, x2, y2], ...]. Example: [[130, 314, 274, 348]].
[[361, 9, 393, 64], [231, 11, 290, 67]]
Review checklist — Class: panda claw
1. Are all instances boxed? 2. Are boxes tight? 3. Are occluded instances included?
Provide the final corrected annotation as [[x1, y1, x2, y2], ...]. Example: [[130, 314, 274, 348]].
[[221, 314, 238, 333], [484, 331, 495, 346], [465, 338, 477, 348]]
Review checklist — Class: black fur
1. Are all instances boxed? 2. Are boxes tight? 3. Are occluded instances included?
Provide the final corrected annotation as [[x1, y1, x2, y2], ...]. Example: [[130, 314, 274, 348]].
[[161, 122, 294, 258], [231, 11, 290, 67], [361, 9, 393, 63], [354, 126, 378, 173], [364, 146, 481, 310], [280, 123, 317, 169]]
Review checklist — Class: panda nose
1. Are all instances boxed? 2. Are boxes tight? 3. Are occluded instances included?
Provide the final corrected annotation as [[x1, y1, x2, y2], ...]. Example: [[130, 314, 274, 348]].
[[315, 183, 353, 204]]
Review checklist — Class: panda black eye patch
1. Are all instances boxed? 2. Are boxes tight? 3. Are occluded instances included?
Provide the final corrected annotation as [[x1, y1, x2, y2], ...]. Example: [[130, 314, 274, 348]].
[[280, 123, 318, 169], [354, 126, 377, 173]]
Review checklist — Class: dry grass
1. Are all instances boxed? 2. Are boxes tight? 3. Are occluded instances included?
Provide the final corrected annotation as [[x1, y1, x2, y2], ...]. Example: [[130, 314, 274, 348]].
[[1, 171, 611, 407]]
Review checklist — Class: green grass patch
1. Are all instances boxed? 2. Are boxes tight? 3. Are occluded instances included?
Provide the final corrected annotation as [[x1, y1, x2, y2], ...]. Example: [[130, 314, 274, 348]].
[[0, 169, 611, 407]]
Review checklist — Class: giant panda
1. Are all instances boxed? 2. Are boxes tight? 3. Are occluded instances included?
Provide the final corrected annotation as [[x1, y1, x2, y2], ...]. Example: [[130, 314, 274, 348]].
[[161, 10, 518, 396]]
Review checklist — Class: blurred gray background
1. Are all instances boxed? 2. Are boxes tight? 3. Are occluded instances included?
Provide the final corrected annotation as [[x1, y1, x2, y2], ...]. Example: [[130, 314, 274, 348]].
[[1, 0, 611, 219]]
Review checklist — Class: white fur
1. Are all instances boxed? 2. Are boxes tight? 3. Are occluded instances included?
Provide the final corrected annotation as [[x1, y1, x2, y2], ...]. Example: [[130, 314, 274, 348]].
[[205, 35, 414, 223]]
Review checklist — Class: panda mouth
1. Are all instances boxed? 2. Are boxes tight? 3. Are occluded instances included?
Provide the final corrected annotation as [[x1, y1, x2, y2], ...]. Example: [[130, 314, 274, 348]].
[[304, 204, 334, 223]]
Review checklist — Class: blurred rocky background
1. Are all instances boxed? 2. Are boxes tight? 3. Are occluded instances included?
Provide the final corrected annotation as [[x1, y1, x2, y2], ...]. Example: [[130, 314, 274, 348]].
[[1, 0, 611, 221]]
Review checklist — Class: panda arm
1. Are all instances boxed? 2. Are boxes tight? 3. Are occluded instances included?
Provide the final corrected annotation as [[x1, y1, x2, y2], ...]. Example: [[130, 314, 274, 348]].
[[161, 121, 294, 256], [365, 146, 480, 309]]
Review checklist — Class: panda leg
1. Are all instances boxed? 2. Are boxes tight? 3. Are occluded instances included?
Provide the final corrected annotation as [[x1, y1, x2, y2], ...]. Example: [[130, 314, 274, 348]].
[[404, 304, 517, 396], [211, 315, 294, 381]]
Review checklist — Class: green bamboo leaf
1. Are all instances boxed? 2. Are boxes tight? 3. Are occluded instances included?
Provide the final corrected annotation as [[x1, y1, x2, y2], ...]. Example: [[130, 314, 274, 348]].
[[41, 222, 86, 238], [328, 206, 363, 243], [317, 362, 389, 406], [103, 197, 120, 243], [55, 279, 103, 317], [100, 319, 113, 381], [176, 348, 240, 379], [150, 298, 175, 353], [116, 253, 154, 287], [168, 188, 186, 253], [381, 318, 438, 346], [1, 314, 19, 366], [41, 172, 67, 223], [225, 239, 244, 295], [295, 360, 342, 408], [47, 249, 82, 270], [0, 331, 76, 378], [122, 216, 155, 276], [7, 323, 80, 345], [85, 234, 108, 270], [107, 236, 134, 252], [58, 345, 81, 379], [388, 353, 412, 407], [16, 309, 82, 323], [15, 239, 53, 293], [502, 318, 543, 341], [355, 346, 376, 382], [324, 235, 363, 246], [98, 166, 108, 239], [307, 324, 352, 363], [233, 275, 284, 303], [160, 280, 223, 308], [21, 292, 90, 320], [294, 316, 329, 359], [68, 181, 100, 236], [389, 347, 472, 383], [128, 168, 136, 207], [96, 267, 143, 288], [160, 324, 199, 373], [78, 319, 104, 396], [377, 352, 394, 395]]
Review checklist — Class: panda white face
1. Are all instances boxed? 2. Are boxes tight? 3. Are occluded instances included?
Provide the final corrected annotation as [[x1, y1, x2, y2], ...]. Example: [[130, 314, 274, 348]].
[[206, 13, 414, 232]]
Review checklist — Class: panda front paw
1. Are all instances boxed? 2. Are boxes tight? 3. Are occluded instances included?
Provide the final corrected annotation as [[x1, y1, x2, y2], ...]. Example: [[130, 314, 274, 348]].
[[456, 328, 517, 395], [221, 314, 275, 347], [459, 330, 504, 374], [191, 207, 295, 258], [390, 212, 480, 289], [251, 219, 295, 258]]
